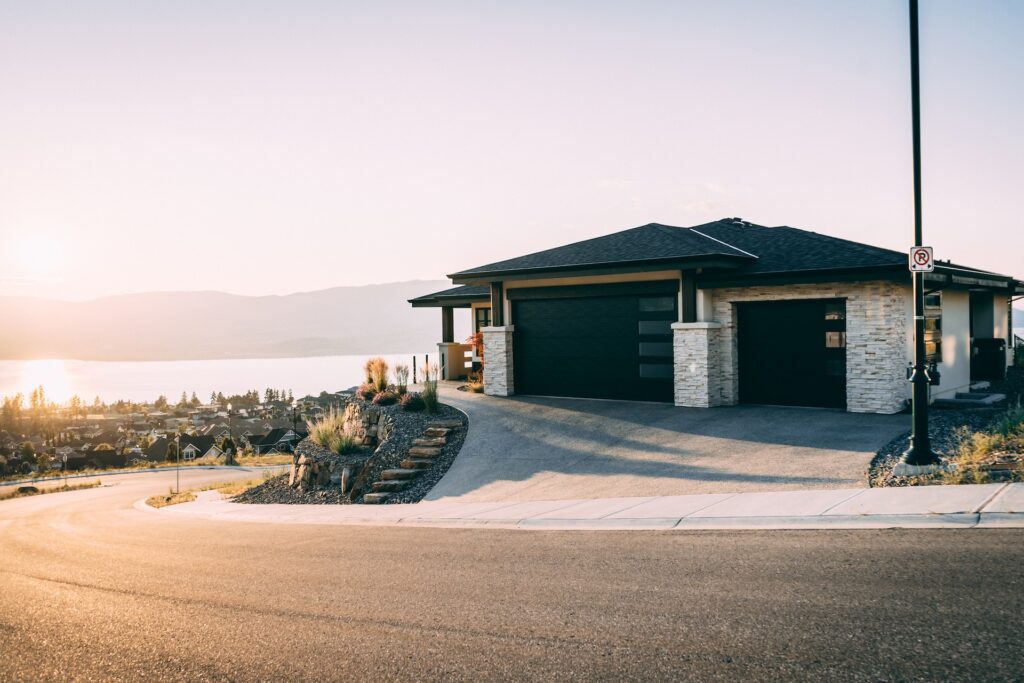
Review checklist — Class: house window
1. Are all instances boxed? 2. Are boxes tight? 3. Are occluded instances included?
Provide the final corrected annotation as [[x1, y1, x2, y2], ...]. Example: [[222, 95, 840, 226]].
[[475, 307, 491, 332], [638, 320, 673, 335], [638, 296, 675, 312]]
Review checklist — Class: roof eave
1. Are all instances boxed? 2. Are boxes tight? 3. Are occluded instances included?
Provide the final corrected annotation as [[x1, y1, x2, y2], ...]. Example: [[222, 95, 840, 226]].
[[448, 254, 751, 285]]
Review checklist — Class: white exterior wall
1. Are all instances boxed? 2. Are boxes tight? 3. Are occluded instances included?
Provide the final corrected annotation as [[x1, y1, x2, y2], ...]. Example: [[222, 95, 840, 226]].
[[932, 290, 971, 400], [708, 281, 908, 414]]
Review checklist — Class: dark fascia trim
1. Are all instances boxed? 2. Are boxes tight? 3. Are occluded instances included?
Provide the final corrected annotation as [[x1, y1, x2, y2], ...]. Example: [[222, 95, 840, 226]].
[[506, 279, 680, 301], [698, 264, 1017, 291], [449, 256, 745, 285], [409, 297, 481, 308], [696, 265, 908, 289]]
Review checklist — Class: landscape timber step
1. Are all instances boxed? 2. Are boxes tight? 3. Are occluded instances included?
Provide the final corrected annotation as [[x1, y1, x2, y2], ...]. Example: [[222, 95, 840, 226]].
[[380, 468, 420, 481], [426, 419, 462, 429], [412, 437, 446, 447], [423, 427, 451, 438], [970, 381, 991, 392], [401, 458, 435, 470], [362, 492, 392, 504], [372, 480, 411, 493], [408, 446, 442, 457]]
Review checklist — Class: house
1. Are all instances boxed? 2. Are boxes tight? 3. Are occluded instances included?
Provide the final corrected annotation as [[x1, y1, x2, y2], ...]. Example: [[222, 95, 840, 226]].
[[178, 436, 223, 461], [411, 218, 1022, 414], [246, 428, 308, 454]]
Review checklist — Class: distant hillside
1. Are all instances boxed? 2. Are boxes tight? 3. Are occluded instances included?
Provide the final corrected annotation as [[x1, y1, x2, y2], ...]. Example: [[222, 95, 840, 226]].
[[0, 281, 456, 361]]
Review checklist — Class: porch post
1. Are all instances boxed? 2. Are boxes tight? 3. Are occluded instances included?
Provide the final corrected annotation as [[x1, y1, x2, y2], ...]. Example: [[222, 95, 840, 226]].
[[490, 282, 504, 326], [681, 272, 697, 323], [441, 306, 454, 343]]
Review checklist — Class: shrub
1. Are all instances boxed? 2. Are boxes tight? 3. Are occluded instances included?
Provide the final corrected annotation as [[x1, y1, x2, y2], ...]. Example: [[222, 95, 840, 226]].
[[365, 357, 389, 393], [421, 361, 439, 414], [400, 392, 425, 411], [466, 370, 484, 393], [357, 383, 377, 401], [394, 364, 410, 395], [372, 390, 398, 406], [306, 407, 361, 455]]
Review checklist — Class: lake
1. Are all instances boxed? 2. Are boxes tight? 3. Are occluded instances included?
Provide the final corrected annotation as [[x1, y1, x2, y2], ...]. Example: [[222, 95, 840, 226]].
[[0, 352, 431, 404]]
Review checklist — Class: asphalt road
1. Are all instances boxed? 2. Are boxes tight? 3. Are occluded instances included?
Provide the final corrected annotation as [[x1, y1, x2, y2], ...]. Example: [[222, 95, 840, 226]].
[[1, 469, 1022, 682]]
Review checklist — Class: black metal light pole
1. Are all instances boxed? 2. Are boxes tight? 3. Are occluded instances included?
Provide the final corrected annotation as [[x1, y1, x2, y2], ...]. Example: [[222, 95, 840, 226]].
[[902, 0, 940, 468]]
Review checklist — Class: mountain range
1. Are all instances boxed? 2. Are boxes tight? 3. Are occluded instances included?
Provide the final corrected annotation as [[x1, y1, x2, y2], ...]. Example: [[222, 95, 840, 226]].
[[0, 281, 455, 361]]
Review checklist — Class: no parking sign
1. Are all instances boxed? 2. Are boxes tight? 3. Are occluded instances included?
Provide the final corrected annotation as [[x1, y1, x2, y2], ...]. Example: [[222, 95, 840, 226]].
[[909, 246, 934, 272]]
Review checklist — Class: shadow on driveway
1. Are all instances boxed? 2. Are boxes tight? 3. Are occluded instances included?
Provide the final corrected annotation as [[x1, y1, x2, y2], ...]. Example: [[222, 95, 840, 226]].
[[428, 388, 909, 502]]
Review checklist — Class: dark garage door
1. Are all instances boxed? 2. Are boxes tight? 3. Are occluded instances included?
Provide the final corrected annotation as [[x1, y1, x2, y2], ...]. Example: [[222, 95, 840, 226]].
[[737, 299, 846, 409], [512, 284, 677, 402]]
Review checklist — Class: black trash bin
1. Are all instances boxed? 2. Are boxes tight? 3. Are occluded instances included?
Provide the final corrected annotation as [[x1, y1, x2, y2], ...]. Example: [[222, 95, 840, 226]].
[[971, 338, 1007, 381]]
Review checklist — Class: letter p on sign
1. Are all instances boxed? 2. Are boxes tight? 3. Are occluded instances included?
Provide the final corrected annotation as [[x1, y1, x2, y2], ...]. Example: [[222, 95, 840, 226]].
[[909, 246, 934, 272]]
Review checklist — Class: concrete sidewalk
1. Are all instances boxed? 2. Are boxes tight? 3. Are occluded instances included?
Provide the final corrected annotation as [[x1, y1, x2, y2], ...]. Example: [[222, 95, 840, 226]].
[[141, 482, 1024, 530]]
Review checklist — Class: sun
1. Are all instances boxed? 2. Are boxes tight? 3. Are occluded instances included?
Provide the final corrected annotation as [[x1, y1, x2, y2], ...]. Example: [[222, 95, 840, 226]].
[[21, 359, 74, 404]]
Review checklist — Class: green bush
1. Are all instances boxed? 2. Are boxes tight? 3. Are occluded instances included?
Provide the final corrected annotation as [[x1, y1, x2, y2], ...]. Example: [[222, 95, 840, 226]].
[[372, 390, 398, 406], [400, 392, 425, 411], [421, 361, 439, 414]]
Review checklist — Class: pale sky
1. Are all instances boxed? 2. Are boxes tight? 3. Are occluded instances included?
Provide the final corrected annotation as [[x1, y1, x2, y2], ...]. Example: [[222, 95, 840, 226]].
[[0, 0, 1021, 300]]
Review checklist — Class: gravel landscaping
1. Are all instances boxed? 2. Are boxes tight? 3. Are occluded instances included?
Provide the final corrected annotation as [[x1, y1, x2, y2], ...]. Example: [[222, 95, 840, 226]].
[[234, 401, 467, 505], [870, 367, 1024, 487]]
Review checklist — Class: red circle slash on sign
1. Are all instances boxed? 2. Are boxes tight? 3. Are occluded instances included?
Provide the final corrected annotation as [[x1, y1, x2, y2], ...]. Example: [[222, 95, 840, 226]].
[[913, 249, 930, 265]]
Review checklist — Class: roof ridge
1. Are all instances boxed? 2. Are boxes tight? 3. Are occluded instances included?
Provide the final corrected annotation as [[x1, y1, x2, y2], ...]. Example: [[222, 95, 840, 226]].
[[651, 223, 757, 259]]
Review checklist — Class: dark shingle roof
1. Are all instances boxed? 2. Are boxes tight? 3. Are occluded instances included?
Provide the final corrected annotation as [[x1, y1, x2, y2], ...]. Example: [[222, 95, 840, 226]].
[[693, 220, 905, 274], [445, 218, 1016, 283], [408, 285, 490, 305], [449, 223, 753, 279]]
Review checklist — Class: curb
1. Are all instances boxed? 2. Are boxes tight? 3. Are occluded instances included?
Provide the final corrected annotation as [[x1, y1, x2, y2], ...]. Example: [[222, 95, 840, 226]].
[[139, 497, 1024, 531]]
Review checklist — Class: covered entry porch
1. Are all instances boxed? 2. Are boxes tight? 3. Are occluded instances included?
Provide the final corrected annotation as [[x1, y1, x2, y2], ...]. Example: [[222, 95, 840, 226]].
[[408, 285, 491, 380]]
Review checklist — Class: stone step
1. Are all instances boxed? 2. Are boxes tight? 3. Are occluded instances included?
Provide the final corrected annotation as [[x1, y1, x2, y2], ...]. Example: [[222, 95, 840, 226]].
[[408, 446, 442, 458], [412, 437, 446, 447], [423, 427, 450, 438], [380, 468, 420, 481], [401, 458, 435, 470], [372, 480, 411, 493], [362, 492, 392, 504], [427, 420, 462, 429]]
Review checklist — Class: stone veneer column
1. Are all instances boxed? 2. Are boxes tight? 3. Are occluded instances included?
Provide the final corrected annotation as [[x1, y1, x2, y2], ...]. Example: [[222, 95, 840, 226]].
[[482, 325, 515, 397], [672, 322, 722, 407]]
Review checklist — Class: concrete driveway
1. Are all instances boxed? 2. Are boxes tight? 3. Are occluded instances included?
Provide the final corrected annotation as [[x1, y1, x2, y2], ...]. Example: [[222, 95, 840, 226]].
[[430, 386, 908, 502]]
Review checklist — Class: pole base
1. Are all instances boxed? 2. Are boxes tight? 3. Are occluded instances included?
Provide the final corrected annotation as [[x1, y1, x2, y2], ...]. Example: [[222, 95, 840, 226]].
[[893, 458, 955, 477]]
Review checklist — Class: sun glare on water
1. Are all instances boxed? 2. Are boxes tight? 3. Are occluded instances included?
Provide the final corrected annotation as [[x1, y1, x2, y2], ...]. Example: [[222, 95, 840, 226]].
[[21, 359, 74, 404]]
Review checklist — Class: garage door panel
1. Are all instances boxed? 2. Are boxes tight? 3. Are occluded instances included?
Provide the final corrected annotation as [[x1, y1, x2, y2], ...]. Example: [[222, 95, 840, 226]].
[[737, 299, 846, 409], [513, 293, 675, 402]]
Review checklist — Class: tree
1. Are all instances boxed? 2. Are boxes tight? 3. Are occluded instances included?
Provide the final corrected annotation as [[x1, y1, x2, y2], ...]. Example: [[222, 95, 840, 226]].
[[190, 392, 200, 407], [210, 391, 218, 406], [36, 451, 53, 472], [166, 442, 179, 462], [264, 388, 273, 404], [178, 392, 189, 408], [18, 442, 37, 466], [154, 395, 168, 410]]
